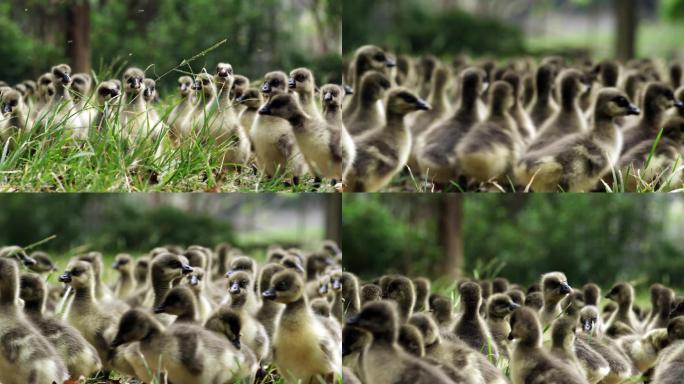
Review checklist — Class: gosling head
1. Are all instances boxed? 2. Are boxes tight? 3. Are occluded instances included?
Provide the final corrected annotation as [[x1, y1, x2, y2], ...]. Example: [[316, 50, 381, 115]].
[[134, 256, 150, 284], [594, 88, 640, 119], [551, 315, 577, 349], [177, 76, 194, 98], [343, 325, 371, 357], [359, 71, 391, 102], [0, 246, 36, 267], [508, 307, 542, 346], [51, 64, 72, 87], [408, 312, 440, 346], [142, 78, 157, 103], [347, 300, 398, 342], [262, 270, 304, 304], [26, 251, 56, 274], [96, 81, 120, 104], [227, 270, 253, 305], [257, 93, 305, 121], [289, 67, 316, 95], [258, 263, 285, 295], [123, 67, 145, 95], [557, 68, 590, 102], [235, 88, 262, 109], [111, 309, 158, 349], [193, 72, 216, 99], [579, 305, 601, 335], [214, 62, 235, 92], [19, 273, 47, 311], [204, 306, 243, 350], [398, 324, 425, 357], [261, 71, 288, 96], [71, 73, 92, 101], [605, 282, 634, 306], [354, 45, 396, 76], [1, 89, 24, 117], [667, 316, 684, 343], [642, 82, 682, 114], [184, 267, 206, 293], [360, 283, 382, 305], [386, 88, 431, 116], [321, 84, 344, 110], [541, 271, 572, 303], [459, 281, 482, 312], [226, 256, 255, 278], [488, 80, 515, 113], [153, 285, 197, 317], [230, 75, 250, 100], [112, 253, 133, 273], [151, 252, 194, 283], [58, 261, 94, 289], [488, 293, 520, 319], [582, 283, 601, 307]]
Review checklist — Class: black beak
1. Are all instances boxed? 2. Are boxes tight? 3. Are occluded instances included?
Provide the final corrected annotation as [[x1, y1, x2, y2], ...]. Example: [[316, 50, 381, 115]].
[[224, 269, 234, 278], [112, 261, 120, 270], [508, 332, 514, 340], [19, 253, 36, 267], [229, 282, 240, 294], [58, 272, 71, 283], [324, 92, 333, 101], [143, 88, 152, 98], [332, 279, 341, 290], [510, 302, 520, 310], [181, 264, 193, 274], [675, 100, 684, 109], [288, 78, 296, 89], [415, 99, 432, 111], [232, 339, 241, 350], [110, 89, 119, 98], [261, 83, 271, 93], [582, 319, 593, 332], [189, 275, 199, 286], [386, 58, 397, 68], [262, 288, 276, 300], [218, 69, 229, 78], [627, 104, 641, 116], [318, 284, 328, 294], [179, 83, 188, 92], [110, 337, 124, 350], [343, 84, 354, 95], [235, 95, 246, 103], [258, 105, 271, 115], [2, 104, 11, 114], [559, 282, 572, 295], [153, 306, 165, 314], [61, 74, 71, 84], [192, 81, 201, 90], [346, 315, 360, 326]]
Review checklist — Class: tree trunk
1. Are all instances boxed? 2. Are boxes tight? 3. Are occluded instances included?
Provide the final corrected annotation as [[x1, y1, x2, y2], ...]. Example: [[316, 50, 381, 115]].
[[614, 0, 638, 60], [325, 194, 341, 244], [65, 0, 91, 73], [440, 195, 464, 279]]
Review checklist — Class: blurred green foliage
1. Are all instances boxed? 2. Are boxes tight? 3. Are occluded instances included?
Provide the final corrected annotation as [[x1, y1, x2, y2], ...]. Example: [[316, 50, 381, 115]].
[[662, 0, 684, 20], [343, 195, 684, 289], [0, 195, 235, 253], [342, 0, 525, 56], [0, 0, 341, 88]]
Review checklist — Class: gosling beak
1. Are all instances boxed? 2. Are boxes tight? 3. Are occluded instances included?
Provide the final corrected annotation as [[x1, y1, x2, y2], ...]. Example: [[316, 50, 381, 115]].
[[224, 269, 234, 278], [262, 288, 276, 300], [318, 284, 328, 295], [324, 92, 333, 102], [332, 279, 341, 290], [235, 95, 246, 104], [189, 275, 199, 286], [131, 78, 141, 90], [2, 103, 11, 114], [179, 83, 188, 92], [343, 84, 354, 95], [112, 261, 120, 270], [110, 89, 120, 98], [143, 88, 152, 98], [217, 69, 229, 78], [58, 272, 71, 283], [232, 339, 241, 350], [61, 74, 71, 84], [674, 100, 684, 109], [192, 81, 201, 91], [261, 83, 272, 94], [507, 332, 514, 341], [153, 306, 165, 314], [559, 282, 572, 295], [258, 105, 272, 115], [509, 302, 520, 311], [385, 58, 397, 68], [181, 264, 193, 275], [346, 315, 360, 326], [627, 104, 641, 116], [288, 78, 296, 89], [582, 319, 593, 332], [229, 282, 240, 294], [415, 99, 432, 111]]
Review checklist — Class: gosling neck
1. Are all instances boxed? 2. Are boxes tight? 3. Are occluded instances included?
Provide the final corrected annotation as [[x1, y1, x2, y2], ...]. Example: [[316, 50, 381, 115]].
[[287, 111, 310, 133], [385, 110, 408, 129], [73, 283, 96, 308], [641, 102, 666, 130], [323, 104, 342, 124], [152, 275, 173, 308], [280, 296, 311, 329], [23, 299, 44, 315]]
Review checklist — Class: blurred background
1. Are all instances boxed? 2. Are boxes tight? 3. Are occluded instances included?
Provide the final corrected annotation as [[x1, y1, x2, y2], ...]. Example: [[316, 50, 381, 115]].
[[0, 193, 340, 256], [343, 0, 684, 60], [343, 195, 684, 290], [0, 0, 342, 88]]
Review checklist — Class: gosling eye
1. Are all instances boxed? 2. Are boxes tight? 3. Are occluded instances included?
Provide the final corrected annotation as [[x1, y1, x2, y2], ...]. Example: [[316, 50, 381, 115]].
[[271, 80, 280, 87], [296, 75, 306, 82], [276, 281, 289, 291], [202, 79, 209, 85], [71, 269, 82, 277], [373, 52, 386, 62], [10, 100, 17, 107], [170, 260, 182, 268]]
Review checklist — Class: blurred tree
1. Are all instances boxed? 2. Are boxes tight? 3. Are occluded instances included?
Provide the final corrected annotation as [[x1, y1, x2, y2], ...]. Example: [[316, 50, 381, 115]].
[[440, 195, 463, 279], [614, 0, 638, 60], [325, 194, 341, 243], [65, 0, 90, 72], [662, 0, 684, 20]]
